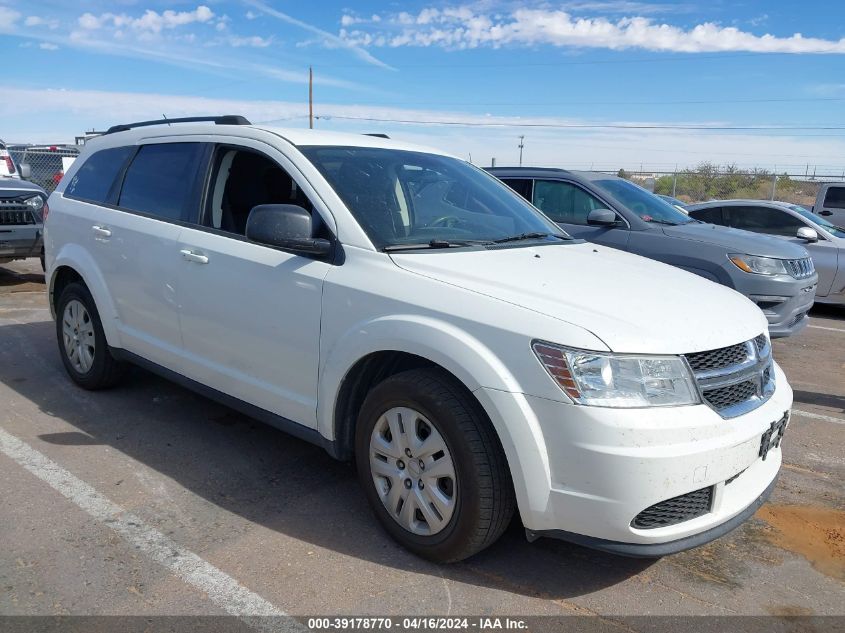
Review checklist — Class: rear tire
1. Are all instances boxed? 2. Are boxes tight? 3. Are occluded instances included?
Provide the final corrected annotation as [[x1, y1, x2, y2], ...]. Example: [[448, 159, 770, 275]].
[[56, 282, 125, 390], [355, 368, 515, 563]]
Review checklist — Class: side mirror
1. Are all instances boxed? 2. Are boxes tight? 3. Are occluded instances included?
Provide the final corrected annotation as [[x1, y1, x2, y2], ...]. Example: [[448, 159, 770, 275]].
[[245, 204, 331, 257], [587, 208, 618, 226], [19, 163, 31, 179], [797, 226, 818, 243]]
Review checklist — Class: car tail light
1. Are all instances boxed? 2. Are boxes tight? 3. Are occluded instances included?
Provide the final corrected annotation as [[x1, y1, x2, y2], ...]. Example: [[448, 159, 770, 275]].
[[3, 156, 15, 174], [42, 202, 50, 222]]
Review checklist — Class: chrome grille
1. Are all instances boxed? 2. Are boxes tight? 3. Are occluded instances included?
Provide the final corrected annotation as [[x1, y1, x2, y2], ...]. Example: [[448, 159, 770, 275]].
[[0, 199, 35, 225], [785, 257, 815, 280], [703, 379, 757, 411], [632, 486, 713, 529], [686, 342, 749, 372], [684, 334, 774, 418]]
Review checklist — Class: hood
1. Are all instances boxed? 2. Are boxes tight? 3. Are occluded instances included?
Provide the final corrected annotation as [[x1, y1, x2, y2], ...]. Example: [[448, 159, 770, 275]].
[[391, 242, 767, 355], [0, 178, 47, 197], [663, 222, 808, 258]]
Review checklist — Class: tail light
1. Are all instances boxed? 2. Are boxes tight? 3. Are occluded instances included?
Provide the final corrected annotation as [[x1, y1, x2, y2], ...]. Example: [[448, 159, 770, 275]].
[[3, 156, 15, 174], [42, 202, 50, 222]]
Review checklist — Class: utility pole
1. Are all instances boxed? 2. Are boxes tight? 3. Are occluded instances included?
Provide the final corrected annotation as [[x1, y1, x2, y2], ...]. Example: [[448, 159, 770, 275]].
[[518, 135, 525, 167], [309, 66, 314, 130]]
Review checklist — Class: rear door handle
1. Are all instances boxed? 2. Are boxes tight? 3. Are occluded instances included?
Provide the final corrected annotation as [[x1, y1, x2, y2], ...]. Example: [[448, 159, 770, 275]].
[[819, 210, 833, 216], [91, 225, 111, 238], [180, 249, 209, 264]]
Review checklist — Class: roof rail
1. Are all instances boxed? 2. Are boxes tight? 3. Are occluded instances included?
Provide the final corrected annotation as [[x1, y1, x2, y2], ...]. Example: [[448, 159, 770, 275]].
[[363, 133, 390, 139], [105, 115, 251, 135]]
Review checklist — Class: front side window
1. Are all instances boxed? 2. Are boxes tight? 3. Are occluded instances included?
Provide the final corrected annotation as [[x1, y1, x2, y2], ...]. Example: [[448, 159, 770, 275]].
[[532, 180, 605, 225], [301, 146, 563, 249], [726, 206, 805, 237], [119, 143, 205, 222], [823, 186, 845, 209], [65, 146, 134, 204], [592, 178, 694, 225]]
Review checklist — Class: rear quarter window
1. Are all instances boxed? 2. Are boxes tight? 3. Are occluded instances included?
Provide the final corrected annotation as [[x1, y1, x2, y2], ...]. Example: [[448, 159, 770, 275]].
[[689, 206, 724, 224], [65, 146, 134, 204]]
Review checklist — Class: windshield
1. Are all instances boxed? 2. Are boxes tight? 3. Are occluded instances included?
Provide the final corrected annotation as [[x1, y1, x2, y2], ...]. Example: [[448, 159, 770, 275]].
[[790, 205, 845, 238], [593, 179, 694, 225], [301, 146, 566, 249]]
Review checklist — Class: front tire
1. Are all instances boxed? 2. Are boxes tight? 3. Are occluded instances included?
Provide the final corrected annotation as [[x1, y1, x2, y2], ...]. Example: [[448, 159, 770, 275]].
[[56, 282, 125, 390], [355, 368, 515, 562]]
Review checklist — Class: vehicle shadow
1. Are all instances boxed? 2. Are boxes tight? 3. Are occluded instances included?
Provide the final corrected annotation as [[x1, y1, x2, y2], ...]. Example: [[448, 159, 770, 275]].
[[0, 263, 45, 289], [0, 319, 653, 600], [809, 303, 844, 321], [792, 390, 845, 413]]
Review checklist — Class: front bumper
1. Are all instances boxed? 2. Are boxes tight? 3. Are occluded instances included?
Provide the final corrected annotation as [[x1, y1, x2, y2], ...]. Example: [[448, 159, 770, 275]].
[[476, 362, 792, 553], [740, 275, 816, 338], [0, 225, 42, 261]]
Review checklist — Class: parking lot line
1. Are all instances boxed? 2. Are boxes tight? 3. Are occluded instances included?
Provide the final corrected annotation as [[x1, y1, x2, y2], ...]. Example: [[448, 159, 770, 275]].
[[808, 324, 845, 333], [792, 409, 845, 425], [0, 425, 291, 627]]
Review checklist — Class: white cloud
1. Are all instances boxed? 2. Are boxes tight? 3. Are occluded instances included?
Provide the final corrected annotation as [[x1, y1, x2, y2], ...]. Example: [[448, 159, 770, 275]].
[[229, 35, 272, 48], [25, 15, 59, 29], [0, 6, 21, 31], [339, 6, 845, 54], [245, 11, 259, 20], [39, 42, 59, 50], [78, 5, 215, 35]]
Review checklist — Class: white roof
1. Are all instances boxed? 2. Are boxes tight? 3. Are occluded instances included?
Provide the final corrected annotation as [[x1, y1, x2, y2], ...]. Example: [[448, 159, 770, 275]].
[[88, 122, 453, 158]]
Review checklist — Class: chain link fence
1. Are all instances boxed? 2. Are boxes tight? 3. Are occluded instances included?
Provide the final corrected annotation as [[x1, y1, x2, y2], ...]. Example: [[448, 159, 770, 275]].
[[612, 164, 845, 207], [7, 145, 81, 193]]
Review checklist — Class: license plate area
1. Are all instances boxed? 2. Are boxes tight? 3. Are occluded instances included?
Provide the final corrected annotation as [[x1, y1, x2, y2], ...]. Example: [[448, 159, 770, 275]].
[[759, 412, 789, 460]]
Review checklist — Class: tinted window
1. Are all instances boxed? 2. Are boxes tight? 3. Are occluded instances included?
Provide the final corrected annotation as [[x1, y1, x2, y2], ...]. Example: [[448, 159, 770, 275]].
[[726, 206, 805, 236], [688, 206, 724, 224], [501, 178, 532, 201], [790, 205, 845, 238], [301, 146, 563, 249], [592, 178, 693, 225], [119, 143, 205, 221], [823, 186, 845, 209], [65, 146, 134, 203], [532, 180, 605, 225]]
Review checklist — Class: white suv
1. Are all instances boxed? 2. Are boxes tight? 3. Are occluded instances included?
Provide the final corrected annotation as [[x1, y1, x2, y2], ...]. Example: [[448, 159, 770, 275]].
[[45, 116, 792, 562]]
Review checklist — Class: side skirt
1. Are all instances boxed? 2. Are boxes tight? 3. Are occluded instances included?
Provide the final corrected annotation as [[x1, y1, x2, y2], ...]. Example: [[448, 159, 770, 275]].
[[109, 348, 341, 459]]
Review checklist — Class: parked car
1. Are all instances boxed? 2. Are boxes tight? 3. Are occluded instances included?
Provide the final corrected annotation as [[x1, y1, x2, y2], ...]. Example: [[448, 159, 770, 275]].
[[489, 168, 817, 338], [0, 176, 47, 269], [812, 182, 845, 225], [657, 194, 689, 212], [0, 140, 21, 179], [46, 116, 792, 562], [687, 200, 845, 306]]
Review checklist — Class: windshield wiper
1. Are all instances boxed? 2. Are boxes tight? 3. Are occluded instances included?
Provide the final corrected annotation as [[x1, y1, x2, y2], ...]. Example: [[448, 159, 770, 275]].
[[492, 232, 567, 244], [643, 218, 679, 226], [383, 239, 481, 252]]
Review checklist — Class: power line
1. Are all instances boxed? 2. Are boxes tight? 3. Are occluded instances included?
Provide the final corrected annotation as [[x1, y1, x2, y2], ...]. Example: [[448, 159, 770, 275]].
[[314, 115, 845, 132], [357, 97, 845, 107]]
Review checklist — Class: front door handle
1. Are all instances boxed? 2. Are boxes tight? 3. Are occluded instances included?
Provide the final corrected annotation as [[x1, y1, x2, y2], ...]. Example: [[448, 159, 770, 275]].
[[180, 249, 209, 264], [91, 225, 111, 238], [819, 210, 833, 216]]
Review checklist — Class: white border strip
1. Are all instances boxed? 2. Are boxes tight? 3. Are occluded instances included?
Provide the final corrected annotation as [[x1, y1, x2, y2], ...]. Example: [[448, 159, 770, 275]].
[[792, 409, 845, 425], [808, 325, 845, 333], [0, 426, 291, 626]]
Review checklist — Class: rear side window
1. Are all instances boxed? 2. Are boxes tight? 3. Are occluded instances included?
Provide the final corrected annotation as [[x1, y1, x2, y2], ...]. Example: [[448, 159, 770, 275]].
[[689, 206, 724, 224], [65, 146, 134, 204], [823, 186, 845, 209], [118, 143, 205, 222], [726, 206, 805, 237]]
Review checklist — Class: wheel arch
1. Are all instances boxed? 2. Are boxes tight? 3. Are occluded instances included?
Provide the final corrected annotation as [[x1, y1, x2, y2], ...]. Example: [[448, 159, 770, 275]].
[[48, 245, 121, 347]]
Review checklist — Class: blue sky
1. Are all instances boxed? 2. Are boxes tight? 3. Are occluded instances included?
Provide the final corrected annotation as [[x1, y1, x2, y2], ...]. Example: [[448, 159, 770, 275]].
[[2, 0, 845, 173]]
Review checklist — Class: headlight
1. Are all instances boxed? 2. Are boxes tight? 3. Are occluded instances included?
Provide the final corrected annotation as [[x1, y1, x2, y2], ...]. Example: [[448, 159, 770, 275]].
[[24, 195, 44, 211], [729, 254, 788, 276], [532, 341, 700, 408]]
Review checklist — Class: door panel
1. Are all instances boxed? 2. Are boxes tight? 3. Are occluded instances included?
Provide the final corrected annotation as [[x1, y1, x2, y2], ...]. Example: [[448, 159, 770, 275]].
[[175, 229, 329, 426]]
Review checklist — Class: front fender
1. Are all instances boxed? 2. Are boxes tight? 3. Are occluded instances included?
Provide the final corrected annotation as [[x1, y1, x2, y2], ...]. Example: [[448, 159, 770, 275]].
[[318, 315, 553, 522], [49, 243, 122, 348]]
